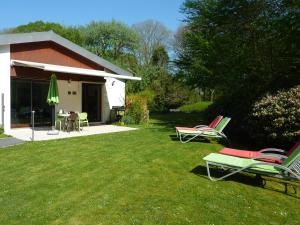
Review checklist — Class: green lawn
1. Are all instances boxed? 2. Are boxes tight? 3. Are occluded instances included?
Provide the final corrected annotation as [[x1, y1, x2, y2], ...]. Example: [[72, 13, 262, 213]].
[[0, 134, 7, 138], [0, 113, 299, 225], [0, 128, 8, 138], [178, 101, 212, 113]]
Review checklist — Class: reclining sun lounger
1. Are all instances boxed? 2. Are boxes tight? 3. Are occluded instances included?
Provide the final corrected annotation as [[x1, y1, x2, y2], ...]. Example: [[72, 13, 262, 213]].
[[219, 140, 300, 164], [203, 144, 300, 182], [175, 115, 223, 132], [176, 117, 231, 143]]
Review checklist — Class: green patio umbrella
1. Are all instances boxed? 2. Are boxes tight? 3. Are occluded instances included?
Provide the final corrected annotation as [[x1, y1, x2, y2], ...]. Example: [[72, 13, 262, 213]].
[[47, 74, 59, 106], [47, 74, 59, 133]]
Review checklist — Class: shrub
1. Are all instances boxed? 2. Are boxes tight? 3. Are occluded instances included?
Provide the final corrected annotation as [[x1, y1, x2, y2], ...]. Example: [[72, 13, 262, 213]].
[[250, 85, 300, 145], [122, 92, 151, 125]]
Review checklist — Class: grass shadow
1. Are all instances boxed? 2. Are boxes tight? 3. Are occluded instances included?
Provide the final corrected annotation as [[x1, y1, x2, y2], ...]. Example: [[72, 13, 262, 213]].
[[190, 165, 300, 198], [169, 134, 211, 143]]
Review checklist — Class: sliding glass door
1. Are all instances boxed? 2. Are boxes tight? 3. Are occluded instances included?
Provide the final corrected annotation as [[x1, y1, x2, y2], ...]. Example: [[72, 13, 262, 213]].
[[82, 83, 102, 122], [11, 79, 51, 128], [11, 80, 31, 127]]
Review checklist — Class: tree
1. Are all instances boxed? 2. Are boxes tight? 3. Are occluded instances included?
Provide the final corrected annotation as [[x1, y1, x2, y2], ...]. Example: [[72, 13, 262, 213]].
[[8, 21, 84, 46], [151, 45, 169, 67], [177, 0, 300, 144], [82, 20, 140, 60], [133, 20, 172, 65]]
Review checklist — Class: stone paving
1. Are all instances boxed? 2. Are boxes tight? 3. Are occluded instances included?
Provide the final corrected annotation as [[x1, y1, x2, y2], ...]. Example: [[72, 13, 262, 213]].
[[8, 125, 137, 141], [0, 137, 24, 148]]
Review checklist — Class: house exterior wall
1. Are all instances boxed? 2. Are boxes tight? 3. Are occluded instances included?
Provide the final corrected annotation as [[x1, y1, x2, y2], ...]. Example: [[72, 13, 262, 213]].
[[0, 45, 11, 133], [57, 80, 82, 113], [56, 78, 125, 123], [102, 78, 125, 122]]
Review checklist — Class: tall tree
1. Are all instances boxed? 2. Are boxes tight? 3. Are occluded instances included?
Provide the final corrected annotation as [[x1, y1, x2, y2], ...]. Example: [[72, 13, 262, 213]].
[[151, 45, 169, 67], [8, 21, 84, 46], [82, 20, 140, 60], [176, 0, 300, 140], [177, 0, 300, 94], [133, 20, 172, 65]]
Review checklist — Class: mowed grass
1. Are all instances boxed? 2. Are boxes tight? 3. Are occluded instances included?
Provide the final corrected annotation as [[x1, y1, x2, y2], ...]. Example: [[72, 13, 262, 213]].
[[0, 113, 299, 225], [0, 129, 8, 138], [178, 101, 212, 113]]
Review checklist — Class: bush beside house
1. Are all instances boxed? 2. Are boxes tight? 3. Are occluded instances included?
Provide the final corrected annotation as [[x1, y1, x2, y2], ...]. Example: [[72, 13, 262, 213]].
[[122, 91, 154, 125]]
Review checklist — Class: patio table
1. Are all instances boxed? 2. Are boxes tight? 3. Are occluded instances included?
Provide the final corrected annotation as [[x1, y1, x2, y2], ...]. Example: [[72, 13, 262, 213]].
[[57, 113, 70, 131]]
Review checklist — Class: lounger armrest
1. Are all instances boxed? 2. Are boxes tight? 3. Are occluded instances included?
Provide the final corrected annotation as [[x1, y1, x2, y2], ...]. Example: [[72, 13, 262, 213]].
[[253, 153, 288, 160], [194, 125, 207, 128], [259, 148, 287, 154]]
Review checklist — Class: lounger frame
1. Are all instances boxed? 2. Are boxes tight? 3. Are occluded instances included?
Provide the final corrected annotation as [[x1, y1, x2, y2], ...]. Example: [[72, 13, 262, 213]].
[[177, 118, 231, 143], [205, 155, 300, 182]]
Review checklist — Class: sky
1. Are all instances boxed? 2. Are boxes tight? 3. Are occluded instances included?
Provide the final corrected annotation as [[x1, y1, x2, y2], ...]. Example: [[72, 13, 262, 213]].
[[0, 0, 185, 31]]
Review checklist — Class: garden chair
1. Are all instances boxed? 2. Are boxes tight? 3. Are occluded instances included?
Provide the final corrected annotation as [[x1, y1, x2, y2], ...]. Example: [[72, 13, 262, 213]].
[[203, 144, 300, 182], [219, 140, 300, 164], [55, 114, 64, 131], [175, 115, 223, 131], [78, 112, 89, 130], [67, 112, 79, 132], [176, 117, 231, 143]]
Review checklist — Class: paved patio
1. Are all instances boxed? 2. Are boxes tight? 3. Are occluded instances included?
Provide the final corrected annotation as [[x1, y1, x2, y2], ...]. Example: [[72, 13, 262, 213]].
[[0, 137, 25, 148], [8, 125, 137, 141]]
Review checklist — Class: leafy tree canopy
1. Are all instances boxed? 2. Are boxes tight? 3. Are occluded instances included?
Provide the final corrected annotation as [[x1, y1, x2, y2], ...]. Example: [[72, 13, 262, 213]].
[[82, 20, 140, 60], [9, 21, 84, 45]]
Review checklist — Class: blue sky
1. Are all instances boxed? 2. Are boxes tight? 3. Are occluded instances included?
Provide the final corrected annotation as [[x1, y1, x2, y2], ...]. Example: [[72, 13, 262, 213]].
[[0, 0, 185, 31]]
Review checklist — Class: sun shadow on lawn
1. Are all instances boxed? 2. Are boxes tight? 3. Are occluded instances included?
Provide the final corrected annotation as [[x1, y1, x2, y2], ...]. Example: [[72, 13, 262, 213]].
[[169, 135, 212, 143], [190, 165, 300, 198]]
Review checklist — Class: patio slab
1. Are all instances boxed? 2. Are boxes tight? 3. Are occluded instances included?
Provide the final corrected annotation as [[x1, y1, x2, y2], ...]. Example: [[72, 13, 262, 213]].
[[8, 125, 137, 141], [0, 137, 25, 148]]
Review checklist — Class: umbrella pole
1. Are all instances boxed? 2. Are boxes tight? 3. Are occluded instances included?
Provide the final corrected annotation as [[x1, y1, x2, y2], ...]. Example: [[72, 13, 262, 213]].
[[47, 105, 59, 135], [51, 106, 55, 130]]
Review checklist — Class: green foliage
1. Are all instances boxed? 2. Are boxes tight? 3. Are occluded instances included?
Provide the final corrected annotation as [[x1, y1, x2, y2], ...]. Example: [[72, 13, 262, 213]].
[[123, 92, 151, 124], [82, 20, 140, 59], [127, 64, 199, 112], [0, 128, 8, 138], [9, 21, 84, 46], [250, 86, 300, 145], [178, 0, 300, 144], [178, 0, 300, 94], [151, 45, 169, 67], [178, 101, 212, 113]]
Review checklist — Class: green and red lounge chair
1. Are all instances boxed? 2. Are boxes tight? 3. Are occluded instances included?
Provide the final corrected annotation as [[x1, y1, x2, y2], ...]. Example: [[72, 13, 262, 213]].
[[203, 144, 300, 182], [219, 140, 300, 164], [175, 115, 223, 132], [176, 117, 231, 143]]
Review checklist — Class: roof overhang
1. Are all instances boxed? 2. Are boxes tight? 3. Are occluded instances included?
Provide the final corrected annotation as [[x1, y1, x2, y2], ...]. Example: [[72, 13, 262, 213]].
[[11, 60, 142, 81]]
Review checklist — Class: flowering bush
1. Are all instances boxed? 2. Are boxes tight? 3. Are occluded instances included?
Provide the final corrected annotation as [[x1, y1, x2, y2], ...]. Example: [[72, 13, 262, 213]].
[[250, 85, 300, 145], [122, 91, 153, 124]]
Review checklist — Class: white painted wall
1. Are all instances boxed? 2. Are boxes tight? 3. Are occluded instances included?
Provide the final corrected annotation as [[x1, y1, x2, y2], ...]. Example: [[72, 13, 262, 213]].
[[44, 78, 125, 124], [0, 45, 11, 133], [102, 78, 125, 123], [56, 80, 82, 113]]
